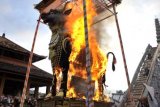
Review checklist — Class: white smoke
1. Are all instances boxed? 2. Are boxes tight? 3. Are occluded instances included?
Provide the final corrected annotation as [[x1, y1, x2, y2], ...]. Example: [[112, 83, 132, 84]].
[[92, 10, 115, 52]]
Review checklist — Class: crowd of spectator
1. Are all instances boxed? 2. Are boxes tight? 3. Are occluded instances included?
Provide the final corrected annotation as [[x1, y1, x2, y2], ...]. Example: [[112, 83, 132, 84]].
[[0, 95, 37, 107]]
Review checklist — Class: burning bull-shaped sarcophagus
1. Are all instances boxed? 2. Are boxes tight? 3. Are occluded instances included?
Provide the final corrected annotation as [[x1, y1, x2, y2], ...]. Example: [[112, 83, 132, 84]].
[[35, 0, 117, 101], [40, 2, 72, 98]]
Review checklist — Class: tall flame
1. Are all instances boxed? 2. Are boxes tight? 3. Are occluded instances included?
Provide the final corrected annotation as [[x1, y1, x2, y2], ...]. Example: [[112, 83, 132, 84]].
[[65, 0, 108, 100]]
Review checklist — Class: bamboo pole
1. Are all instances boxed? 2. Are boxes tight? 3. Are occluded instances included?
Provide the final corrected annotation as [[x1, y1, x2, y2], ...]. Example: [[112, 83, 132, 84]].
[[112, 3, 135, 106], [20, 16, 41, 107], [82, 0, 94, 107]]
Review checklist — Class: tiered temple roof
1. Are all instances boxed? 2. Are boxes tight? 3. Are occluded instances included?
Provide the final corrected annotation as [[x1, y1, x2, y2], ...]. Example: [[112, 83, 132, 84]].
[[0, 34, 52, 97], [0, 35, 46, 63]]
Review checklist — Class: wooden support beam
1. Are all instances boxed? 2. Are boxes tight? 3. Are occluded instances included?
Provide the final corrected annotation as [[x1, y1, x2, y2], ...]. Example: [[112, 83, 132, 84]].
[[0, 74, 6, 96], [46, 85, 51, 95], [5, 77, 50, 87], [34, 86, 39, 99]]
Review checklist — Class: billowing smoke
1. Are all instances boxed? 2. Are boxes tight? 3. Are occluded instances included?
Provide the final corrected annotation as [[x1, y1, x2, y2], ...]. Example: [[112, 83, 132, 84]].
[[92, 10, 115, 51]]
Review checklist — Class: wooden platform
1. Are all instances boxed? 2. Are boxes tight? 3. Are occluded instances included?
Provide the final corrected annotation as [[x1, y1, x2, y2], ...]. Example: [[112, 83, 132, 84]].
[[37, 97, 114, 107]]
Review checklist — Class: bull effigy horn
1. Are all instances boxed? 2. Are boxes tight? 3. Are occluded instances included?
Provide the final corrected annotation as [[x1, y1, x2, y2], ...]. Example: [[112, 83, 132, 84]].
[[58, 1, 71, 12], [107, 52, 116, 71]]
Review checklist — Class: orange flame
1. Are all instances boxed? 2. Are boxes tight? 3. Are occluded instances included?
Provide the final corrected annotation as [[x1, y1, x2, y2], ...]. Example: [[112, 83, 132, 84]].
[[65, 0, 108, 100], [54, 67, 63, 91]]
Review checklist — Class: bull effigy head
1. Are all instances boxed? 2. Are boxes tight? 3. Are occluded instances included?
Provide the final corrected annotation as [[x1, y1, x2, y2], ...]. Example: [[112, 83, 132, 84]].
[[40, 2, 72, 30]]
